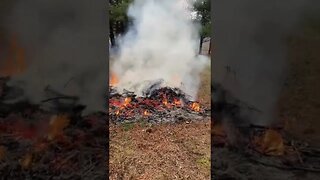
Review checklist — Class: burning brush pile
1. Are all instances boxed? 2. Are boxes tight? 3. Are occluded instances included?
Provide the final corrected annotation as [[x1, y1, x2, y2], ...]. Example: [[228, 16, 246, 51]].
[[211, 83, 320, 179], [0, 77, 107, 179], [109, 85, 210, 123]]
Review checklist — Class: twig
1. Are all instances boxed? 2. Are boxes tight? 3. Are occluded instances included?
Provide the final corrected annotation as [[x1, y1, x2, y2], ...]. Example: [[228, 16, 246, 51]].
[[292, 145, 304, 165], [299, 147, 320, 157], [249, 124, 283, 130], [82, 162, 96, 177], [249, 158, 320, 173], [56, 151, 79, 170], [41, 96, 78, 103]]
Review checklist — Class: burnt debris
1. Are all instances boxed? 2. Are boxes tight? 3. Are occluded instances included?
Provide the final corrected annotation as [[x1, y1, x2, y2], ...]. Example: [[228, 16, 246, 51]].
[[0, 77, 107, 179], [109, 86, 210, 123]]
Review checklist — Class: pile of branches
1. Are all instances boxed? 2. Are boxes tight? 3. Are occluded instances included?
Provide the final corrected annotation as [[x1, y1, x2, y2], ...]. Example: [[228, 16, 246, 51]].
[[0, 112, 107, 179], [109, 86, 210, 123], [211, 82, 320, 179], [0, 77, 107, 179]]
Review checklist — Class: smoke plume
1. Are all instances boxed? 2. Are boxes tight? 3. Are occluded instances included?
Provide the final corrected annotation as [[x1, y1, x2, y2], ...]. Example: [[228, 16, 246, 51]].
[[111, 0, 209, 100], [4, 0, 107, 114], [213, 0, 320, 125]]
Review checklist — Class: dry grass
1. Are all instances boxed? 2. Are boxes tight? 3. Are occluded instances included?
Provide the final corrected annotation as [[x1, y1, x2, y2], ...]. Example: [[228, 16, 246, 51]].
[[109, 120, 211, 180], [197, 64, 211, 107], [109, 64, 211, 180]]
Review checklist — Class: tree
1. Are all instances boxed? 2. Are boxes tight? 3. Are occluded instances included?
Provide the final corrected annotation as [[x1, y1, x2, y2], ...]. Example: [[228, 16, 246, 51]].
[[194, 0, 211, 54], [109, 0, 132, 47]]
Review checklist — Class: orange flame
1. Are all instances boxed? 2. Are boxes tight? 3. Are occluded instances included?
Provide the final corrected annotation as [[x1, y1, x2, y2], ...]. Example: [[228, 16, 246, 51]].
[[174, 98, 181, 106], [162, 98, 168, 106], [253, 129, 285, 156], [191, 102, 200, 112], [124, 97, 131, 107], [0, 34, 26, 76], [115, 110, 120, 116], [143, 110, 151, 116], [110, 72, 119, 86]]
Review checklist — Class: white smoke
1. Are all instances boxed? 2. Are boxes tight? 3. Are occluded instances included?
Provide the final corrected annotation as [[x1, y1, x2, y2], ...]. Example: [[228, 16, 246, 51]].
[[4, 0, 107, 114], [112, 0, 209, 100]]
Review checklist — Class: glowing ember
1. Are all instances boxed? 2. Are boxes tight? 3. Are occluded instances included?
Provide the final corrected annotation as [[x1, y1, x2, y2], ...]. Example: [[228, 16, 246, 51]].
[[115, 110, 120, 116], [110, 72, 119, 86], [162, 98, 168, 106], [174, 98, 181, 106], [143, 110, 151, 116], [109, 86, 208, 122], [190, 102, 200, 112], [124, 97, 131, 107], [252, 129, 285, 156]]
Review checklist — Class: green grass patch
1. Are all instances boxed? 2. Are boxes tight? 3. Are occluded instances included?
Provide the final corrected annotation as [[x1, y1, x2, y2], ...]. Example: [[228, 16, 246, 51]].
[[196, 156, 210, 169], [122, 122, 135, 131]]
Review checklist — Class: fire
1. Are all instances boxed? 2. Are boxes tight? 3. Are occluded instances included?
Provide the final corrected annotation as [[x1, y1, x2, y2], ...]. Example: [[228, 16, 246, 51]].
[[174, 98, 181, 106], [48, 114, 70, 141], [109, 87, 205, 119], [143, 110, 151, 116], [0, 34, 26, 76], [162, 98, 168, 106], [124, 97, 131, 107], [190, 102, 200, 112], [252, 129, 285, 156], [110, 72, 119, 86], [115, 110, 120, 116], [162, 97, 172, 108]]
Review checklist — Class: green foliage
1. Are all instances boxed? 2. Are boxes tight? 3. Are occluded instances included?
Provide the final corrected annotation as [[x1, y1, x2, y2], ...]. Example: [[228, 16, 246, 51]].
[[201, 21, 211, 37], [193, 0, 211, 37], [110, 0, 132, 23], [196, 156, 210, 169], [194, 0, 210, 24]]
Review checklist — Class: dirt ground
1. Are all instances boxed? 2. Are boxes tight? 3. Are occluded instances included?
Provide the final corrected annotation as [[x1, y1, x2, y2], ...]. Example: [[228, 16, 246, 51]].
[[109, 120, 210, 180], [109, 63, 211, 180]]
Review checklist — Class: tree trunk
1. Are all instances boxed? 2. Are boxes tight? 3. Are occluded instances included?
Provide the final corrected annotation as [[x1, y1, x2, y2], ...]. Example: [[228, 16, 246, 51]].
[[199, 36, 204, 54], [109, 21, 115, 47], [119, 21, 125, 34], [208, 38, 212, 55]]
